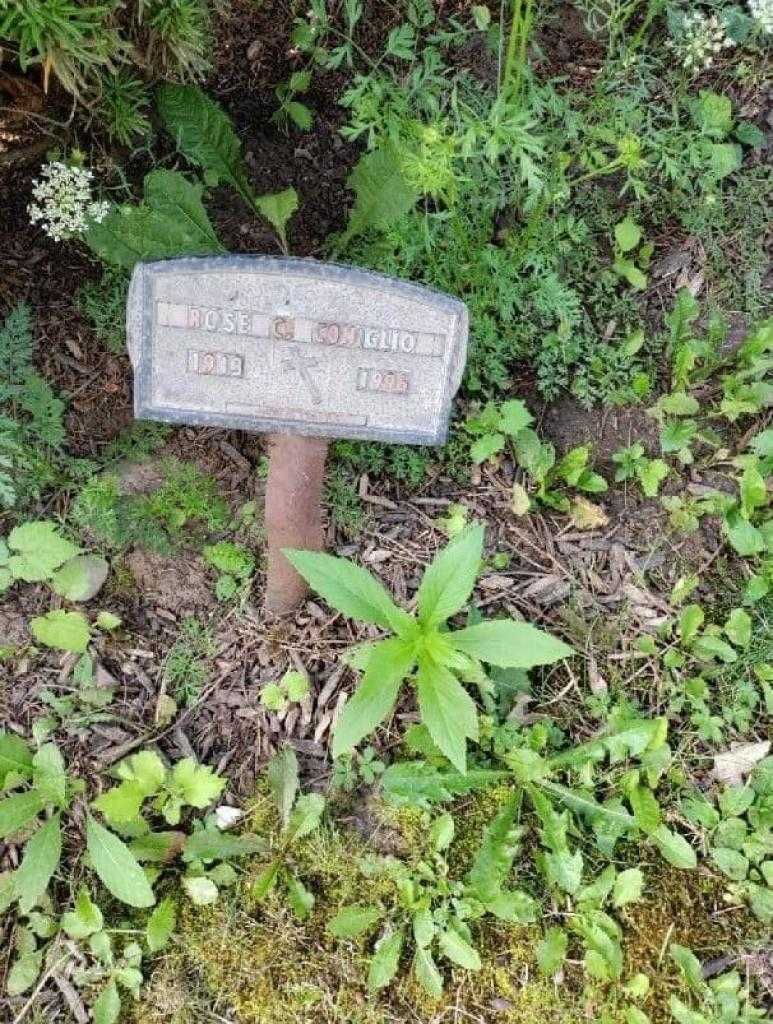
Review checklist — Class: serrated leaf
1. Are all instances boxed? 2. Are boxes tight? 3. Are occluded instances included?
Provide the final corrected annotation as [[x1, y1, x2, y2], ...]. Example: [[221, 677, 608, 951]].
[[651, 826, 696, 869], [724, 608, 751, 648], [285, 792, 324, 843], [283, 548, 411, 633], [450, 619, 573, 668], [157, 84, 253, 202], [93, 780, 146, 825], [637, 459, 669, 497], [0, 791, 45, 839], [413, 946, 443, 998], [92, 979, 121, 1024], [29, 609, 90, 653], [341, 142, 418, 247], [470, 433, 505, 464], [181, 875, 219, 905], [438, 928, 481, 970], [429, 813, 455, 852], [536, 927, 567, 976], [613, 867, 644, 906], [170, 759, 225, 810], [467, 794, 520, 904], [267, 746, 299, 827], [417, 525, 484, 629], [499, 399, 533, 435], [62, 887, 103, 938], [86, 170, 224, 269], [86, 815, 155, 908], [416, 661, 478, 773], [328, 903, 382, 938], [286, 872, 315, 919], [332, 638, 414, 759], [146, 897, 176, 952], [615, 217, 642, 253], [254, 188, 298, 250], [368, 930, 403, 991], [14, 814, 61, 912], [0, 732, 33, 785], [7, 521, 79, 580], [32, 743, 67, 808], [182, 825, 265, 863], [50, 555, 108, 602]]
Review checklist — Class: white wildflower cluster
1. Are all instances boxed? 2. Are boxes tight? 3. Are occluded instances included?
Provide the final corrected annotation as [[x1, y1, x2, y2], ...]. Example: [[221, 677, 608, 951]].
[[27, 162, 110, 242], [748, 0, 773, 32], [667, 11, 734, 72]]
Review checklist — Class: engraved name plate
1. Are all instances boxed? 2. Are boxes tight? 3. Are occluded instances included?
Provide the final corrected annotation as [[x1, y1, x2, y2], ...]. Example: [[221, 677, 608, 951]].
[[127, 256, 468, 445]]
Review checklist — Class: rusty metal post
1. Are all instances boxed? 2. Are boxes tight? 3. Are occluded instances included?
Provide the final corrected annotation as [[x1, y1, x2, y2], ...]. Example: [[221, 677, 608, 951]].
[[264, 434, 329, 615]]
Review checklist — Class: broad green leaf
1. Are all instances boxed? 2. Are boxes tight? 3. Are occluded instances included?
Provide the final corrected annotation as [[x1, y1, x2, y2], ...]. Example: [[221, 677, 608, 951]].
[[286, 872, 315, 919], [7, 521, 79, 581], [628, 785, 661, 834], [0, 732, 33, 785], [92, 979, 121, 1024], [368, 930, 403, 991], [679, 604, 704, 645], [32, 743, 68, 809], [181, 875, 219, 905], [637, 459, 669, 497], [86, 815, 155, 908], [710, 847, 748, 881], [412, 907, 435, 948], [267, 746, 299, 827], [50, 555, 108, 602], [254, 188, 298, 249], [0, 791, 45, 839], [615, 217, 642, 253], [29, 609, 90, 653], [147, 897, 177, 952], [328, 903, 382, 938], [470, 433, 505, 464], [417, 525, 484, 628], [182, 826, 265, 863], [340, 142, 418, 247], [252, 861, 281, 899], [170, 759, 225, 809], [86, 170, 224, 269], [651, 826, 696, 869], [7, 947, 43, 997], [438, 928, 481, 970], [157, 84, 254, 203], [116, 750, 166, 796], [286, 792, 324, 843], [450, 619, 573, 668], [724, 512, 764, 556], [499, 399, 533, 435], [613, 867, 644, 907], [615, 258, 646, 290], [416, 661, 478, 773], [381, 761, 506, 807], [543, 847, 583, 894], [413, 946, 443, 998], [14, 814, 61, 912], [283, 549, 411, 633], [485, 889, 537, 922], [467, 794, 520, 903], [739, 464, 766, 515], [93, 780, 145, 825], [693, 635, 738, 664], [61, 888, 103, 938], [657, 392, 700, 416], [725, 608, 751, 648], [670, 943, 707, 991], [536, 927, 567, 976], [429, 813, 454, 852], [333, 637, 414, 758]]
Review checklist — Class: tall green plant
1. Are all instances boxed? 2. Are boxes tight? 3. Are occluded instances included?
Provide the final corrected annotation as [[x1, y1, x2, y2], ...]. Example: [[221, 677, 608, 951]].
[[286, 526, 572, 772]]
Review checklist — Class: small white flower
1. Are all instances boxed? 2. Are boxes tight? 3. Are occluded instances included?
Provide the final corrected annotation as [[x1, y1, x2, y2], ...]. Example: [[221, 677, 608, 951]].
[[668, 10, 735, 72], [27, 161, 110, 242], [748, 0, 773, 32]]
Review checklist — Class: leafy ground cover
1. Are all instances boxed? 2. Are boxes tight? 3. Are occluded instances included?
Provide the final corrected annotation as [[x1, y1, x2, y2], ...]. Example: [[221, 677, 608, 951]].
[[0, 1, 771, 1022]]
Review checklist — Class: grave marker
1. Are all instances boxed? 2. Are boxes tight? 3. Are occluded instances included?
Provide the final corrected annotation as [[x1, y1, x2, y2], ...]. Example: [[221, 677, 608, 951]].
[[127, 256, 468, 612]]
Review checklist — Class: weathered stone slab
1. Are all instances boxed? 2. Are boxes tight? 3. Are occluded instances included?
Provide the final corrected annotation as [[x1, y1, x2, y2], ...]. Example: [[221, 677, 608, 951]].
[[127, 256, 468, 445]]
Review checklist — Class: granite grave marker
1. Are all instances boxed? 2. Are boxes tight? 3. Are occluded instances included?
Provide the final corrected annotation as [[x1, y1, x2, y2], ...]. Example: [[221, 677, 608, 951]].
[[127, 255, 468, 612]]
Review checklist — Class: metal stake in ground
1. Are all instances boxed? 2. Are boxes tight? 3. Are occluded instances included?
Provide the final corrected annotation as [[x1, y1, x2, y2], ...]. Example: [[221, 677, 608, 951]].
[[264, 433, 328, 614], [127, 255, 468, 615]]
